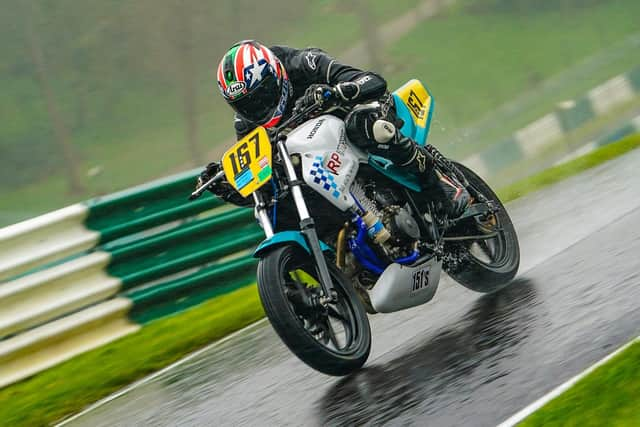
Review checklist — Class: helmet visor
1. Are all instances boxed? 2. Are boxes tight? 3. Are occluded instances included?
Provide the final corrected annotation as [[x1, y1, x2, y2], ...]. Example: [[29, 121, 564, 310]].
[[229, 74, 280, 124]]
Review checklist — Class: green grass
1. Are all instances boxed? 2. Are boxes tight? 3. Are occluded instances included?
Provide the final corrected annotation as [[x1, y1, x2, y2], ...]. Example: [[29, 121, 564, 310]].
[[497, 133, 640, 202], [1, 134, 639, 426], [385, 0, 640, 154], [278, 0, 423, 52], [0, 285, 265, 427], [521, 339, 640, 427]]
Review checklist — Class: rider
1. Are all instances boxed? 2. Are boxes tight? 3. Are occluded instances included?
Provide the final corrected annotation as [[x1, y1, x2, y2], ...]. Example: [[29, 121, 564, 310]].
[[200, 40, 470, 216]]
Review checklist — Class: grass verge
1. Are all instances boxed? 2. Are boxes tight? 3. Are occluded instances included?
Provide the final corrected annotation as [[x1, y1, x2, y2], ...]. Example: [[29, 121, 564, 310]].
[[1, 134, 639, 426], [520, 338, 640, 427], [497, 133, 640, 202], [0, 285, 265, 427]]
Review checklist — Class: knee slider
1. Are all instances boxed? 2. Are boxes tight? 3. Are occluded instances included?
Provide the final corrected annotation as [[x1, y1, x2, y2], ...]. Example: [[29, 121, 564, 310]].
[[372, 119, 396, 143]]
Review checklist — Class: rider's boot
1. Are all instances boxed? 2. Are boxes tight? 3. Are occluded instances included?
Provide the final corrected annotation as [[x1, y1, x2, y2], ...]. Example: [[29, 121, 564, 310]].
[[372, 119, 471, 218]]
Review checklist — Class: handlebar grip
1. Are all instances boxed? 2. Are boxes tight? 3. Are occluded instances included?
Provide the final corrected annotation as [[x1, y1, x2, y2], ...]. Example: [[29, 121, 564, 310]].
[[187, 170, 225, 201]]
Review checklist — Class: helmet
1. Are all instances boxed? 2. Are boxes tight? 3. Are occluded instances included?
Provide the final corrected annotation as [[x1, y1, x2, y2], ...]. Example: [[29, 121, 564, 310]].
[[216, 40, 290, 127]]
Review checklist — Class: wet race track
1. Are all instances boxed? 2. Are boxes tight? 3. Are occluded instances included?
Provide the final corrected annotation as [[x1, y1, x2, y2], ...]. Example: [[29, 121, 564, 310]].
[[63, 150, 640, 427]]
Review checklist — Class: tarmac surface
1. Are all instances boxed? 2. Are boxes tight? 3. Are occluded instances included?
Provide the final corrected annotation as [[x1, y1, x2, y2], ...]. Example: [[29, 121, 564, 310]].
[[62, 149, 640, 427]]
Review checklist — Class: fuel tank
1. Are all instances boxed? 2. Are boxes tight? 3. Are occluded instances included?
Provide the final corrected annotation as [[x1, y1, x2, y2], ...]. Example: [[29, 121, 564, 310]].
[[286, 115, 367, 212]]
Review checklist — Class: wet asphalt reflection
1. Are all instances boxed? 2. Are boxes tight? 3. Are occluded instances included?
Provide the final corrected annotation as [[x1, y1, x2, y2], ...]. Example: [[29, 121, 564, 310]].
[[321, 280, 539, 425], [62, 150, 640, 427]]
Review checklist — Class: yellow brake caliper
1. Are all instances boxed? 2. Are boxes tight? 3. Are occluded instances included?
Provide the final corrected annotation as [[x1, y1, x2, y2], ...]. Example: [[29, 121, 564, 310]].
[[289, 269, 320, 288]]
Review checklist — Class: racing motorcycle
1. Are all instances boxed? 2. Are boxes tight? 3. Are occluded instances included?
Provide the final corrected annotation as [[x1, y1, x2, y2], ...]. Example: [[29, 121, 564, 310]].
[[190, 80, 520, 376]]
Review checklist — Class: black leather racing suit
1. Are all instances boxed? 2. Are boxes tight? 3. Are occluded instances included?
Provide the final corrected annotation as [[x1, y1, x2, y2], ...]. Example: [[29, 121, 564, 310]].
[[212, 46, 434, 209], [233, 45, 388, 140]]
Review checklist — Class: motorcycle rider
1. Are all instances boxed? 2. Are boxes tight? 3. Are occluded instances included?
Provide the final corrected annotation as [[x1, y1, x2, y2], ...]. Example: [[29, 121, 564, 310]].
[[199, 40, 471, 217]]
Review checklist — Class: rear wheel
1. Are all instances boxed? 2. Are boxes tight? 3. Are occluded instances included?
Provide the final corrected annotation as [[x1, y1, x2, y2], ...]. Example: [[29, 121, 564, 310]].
[[257, 245, 371, 376], [445, 162, 520, 293]]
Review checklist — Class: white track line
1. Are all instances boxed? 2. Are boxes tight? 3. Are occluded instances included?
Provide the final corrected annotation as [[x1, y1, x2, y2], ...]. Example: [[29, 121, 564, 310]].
[[56, 318, 268, 426], [497, 335, 640, 427]]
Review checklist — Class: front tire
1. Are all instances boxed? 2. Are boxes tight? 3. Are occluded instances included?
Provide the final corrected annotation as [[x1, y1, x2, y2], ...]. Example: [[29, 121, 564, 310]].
[[257, 245, 371, 376], [445, 162, 520, 293]]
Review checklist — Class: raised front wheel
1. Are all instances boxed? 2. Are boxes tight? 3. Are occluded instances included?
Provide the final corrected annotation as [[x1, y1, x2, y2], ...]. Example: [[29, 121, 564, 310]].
[[257, 245, 371, 376]]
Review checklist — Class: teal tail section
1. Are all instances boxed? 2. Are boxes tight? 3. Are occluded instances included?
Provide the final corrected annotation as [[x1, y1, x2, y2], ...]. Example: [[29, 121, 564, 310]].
[[392, 80, 435, 146], [367, 79, 436, 191]]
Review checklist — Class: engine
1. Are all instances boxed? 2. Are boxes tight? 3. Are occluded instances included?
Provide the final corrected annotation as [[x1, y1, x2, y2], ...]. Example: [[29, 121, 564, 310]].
[[381, 205, 421, 245], [339, 179, 425, 312], [350, 180, 421, 259]]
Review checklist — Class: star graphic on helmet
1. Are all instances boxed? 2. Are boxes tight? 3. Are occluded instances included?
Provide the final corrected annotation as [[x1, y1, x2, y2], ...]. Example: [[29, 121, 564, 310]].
[[245, 60, 267, 88]]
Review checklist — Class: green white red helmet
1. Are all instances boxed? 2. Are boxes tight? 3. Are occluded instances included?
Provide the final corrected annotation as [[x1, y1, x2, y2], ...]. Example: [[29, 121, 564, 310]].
[[217, 40, 290, 127]]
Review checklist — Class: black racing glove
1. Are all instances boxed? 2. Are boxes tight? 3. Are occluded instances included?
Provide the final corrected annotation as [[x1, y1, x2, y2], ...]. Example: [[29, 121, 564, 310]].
[[196, 162, 252, 207], [294, 84, 337, 113], [293, 82, 362, 113]]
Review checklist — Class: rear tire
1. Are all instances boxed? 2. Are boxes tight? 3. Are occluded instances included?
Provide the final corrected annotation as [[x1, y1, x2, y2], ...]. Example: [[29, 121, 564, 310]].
[[257, 245, 371, 376], [445, 162, 520, 293]]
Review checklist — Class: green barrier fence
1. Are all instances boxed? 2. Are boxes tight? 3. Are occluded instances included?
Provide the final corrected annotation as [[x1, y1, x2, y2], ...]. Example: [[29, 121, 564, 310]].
[[557, 97, 596, 133], [0, 168, 264, 388], [85, 169, 224, 243], [127, 256, 259, 323], [464, 66, 640, 179], [87, 177, 263, 320], [628, 67, 640, 91]]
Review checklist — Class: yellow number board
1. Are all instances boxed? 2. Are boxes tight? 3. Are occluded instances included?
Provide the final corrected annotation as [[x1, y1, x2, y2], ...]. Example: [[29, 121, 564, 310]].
[[395, 79, 432, 129], [221, 127, 272, 197]]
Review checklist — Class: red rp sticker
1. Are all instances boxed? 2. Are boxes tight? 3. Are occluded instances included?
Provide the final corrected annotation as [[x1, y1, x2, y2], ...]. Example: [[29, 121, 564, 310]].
[[326, 152, 342, 175]]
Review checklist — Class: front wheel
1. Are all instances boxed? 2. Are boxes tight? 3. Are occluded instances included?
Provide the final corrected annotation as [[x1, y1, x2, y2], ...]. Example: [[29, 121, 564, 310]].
[[257, 245, 371, 376], [445, 162, 520, 293]]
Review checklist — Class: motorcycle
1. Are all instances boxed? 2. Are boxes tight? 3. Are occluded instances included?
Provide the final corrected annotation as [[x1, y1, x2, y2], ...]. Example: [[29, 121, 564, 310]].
[[190, 79, 520, 376]]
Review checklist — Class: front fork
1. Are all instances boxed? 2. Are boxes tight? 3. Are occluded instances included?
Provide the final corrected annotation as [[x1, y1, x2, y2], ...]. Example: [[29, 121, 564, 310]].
[[253, 136, 336, 302]]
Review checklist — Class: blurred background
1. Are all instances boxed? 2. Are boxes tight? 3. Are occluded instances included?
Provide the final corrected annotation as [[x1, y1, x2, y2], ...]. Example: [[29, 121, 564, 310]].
[[1, 0, 639, 227]]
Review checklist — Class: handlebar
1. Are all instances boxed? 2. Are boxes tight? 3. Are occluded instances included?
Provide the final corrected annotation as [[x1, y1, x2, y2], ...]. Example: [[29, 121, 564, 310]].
[[188, 99, 331, 202], [276, 102, 325, 136]]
